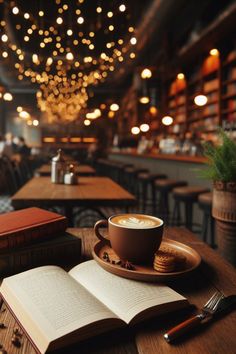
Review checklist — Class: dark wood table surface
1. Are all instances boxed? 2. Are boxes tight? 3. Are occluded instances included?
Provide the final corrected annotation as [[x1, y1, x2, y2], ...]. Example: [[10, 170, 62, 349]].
[[11, 177, 136, 224], [35, 164, 96, 176], [0, 227, 236, 354]]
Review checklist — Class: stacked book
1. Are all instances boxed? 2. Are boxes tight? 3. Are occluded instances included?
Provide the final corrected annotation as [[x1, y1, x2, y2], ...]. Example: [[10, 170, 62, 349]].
[[0, 207, 81, 276]]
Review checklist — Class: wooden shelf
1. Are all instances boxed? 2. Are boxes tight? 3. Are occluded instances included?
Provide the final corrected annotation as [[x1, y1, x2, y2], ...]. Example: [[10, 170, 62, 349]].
[[188, 112, 218, 122], [168, 89, 185, 99], [222, 56, 236, 67], [204, 88, 219, 95], [188, 99, 218, 112], [202, 70, 218, 79], [202, 112, 218, 119], [169, 102, 186, 108], [188, 78, 200, 86], [221, 108, 236, 114], [222, 92, 236, 100], [222, 78, 236, 86]]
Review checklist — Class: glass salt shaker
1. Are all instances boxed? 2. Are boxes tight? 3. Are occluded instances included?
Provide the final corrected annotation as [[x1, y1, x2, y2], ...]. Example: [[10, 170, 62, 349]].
[[64, 164, 78, 185]]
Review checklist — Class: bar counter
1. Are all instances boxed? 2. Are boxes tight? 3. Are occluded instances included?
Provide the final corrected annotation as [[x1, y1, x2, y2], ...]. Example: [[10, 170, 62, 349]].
[[109, 150, 207, 164], [108, 150, 210, 189]]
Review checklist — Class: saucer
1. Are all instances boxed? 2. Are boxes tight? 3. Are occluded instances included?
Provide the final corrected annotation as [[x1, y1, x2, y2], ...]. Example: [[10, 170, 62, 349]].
[[92, 238, 201, 282]]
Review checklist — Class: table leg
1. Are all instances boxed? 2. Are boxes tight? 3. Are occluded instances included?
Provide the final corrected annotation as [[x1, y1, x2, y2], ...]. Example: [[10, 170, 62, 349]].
[[65, 206, 74, 227]]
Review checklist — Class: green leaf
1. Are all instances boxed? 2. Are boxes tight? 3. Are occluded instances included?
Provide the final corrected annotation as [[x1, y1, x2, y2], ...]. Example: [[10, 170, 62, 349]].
[[201, 128, 236, 182]]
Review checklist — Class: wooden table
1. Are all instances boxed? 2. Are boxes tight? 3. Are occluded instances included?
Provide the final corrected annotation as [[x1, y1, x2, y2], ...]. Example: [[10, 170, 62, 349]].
[[11, 176, 136, 224], [35, 164, 96, 176], [1, 227, 236, 353]]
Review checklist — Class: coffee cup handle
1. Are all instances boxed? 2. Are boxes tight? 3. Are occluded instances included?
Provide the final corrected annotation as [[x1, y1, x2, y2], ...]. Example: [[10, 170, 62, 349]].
[[94, 219, 110, 245]]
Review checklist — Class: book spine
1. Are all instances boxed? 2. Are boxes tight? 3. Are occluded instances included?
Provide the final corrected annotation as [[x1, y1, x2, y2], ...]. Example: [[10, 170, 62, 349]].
[[0, 218, 68, 251], [0, 239, 81, 276]]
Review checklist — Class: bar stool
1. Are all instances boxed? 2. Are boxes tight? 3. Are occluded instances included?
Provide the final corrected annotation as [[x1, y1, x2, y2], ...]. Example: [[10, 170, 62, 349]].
[[172, 186, 209, 231], [153, 179, 188, 223], [123, 166, 149, 194], [198, 192, 215, 248], [137, 172, 167, 213], [116, 163, 133, 186]]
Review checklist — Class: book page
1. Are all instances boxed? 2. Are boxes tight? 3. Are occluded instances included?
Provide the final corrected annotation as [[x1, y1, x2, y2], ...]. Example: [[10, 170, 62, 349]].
[[0, 265, 120, 354], [69, 260, 187, 324]]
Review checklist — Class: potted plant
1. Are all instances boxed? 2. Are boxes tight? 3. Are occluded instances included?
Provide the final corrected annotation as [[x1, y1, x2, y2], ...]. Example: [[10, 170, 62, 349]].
[[202, 129, 236, 266]]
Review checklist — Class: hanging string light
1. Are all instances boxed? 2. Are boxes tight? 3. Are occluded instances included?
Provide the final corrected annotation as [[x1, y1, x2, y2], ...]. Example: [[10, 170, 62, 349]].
[[0, 0, 137, 123]]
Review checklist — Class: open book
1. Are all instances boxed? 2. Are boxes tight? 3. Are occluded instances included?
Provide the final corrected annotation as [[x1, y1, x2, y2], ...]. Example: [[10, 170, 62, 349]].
[[0, 260, 188, 353]]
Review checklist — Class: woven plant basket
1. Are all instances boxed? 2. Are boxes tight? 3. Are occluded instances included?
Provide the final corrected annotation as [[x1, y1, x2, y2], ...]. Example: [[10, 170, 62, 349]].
[[212, 181, 236, 266]]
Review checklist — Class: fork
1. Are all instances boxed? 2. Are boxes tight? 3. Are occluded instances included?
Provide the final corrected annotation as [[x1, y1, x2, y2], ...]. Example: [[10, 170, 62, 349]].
[[164, 291, 224, 343]]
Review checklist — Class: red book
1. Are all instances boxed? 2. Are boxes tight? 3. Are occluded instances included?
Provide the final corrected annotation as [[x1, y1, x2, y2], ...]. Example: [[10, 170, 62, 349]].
[[0, 207, 68, 251]]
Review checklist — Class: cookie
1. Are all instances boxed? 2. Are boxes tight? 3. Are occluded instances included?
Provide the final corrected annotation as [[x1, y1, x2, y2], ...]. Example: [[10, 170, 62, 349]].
[[153, 245, 187, 273], [153, 250, 176, 273]]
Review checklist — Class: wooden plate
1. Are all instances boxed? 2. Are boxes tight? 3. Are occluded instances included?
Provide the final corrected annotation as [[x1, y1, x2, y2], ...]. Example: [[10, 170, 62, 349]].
[[92, 238, 201, 282]]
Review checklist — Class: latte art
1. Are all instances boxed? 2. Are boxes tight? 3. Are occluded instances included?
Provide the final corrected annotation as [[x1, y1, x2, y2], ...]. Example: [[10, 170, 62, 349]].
[[111, 214, 161, 229]]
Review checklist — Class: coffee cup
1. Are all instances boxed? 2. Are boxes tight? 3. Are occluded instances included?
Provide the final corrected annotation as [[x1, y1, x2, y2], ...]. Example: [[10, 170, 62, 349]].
[[94, 214, 164, 264]]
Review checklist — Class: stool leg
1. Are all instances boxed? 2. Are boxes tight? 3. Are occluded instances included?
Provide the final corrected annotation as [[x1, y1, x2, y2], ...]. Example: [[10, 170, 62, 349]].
[[185, 202, 193, 230], [172, 199, 181, 226], [160, 191, 169, 223], [152, 182, 156, 215], [164, 192, 170, 224], [142, 181, 148, 213]]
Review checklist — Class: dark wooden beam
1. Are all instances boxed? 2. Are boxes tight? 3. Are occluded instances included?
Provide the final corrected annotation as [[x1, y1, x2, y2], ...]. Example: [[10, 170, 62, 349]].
[[108, 0, 186, 85], [177, 1, 236, 64]]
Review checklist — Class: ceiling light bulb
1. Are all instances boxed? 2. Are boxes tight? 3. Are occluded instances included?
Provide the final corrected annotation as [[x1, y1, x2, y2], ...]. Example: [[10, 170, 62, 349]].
[[77, 17, 84, 24], [94, 109, 101, 117], [107, 11, 113, 18], [194, 94, 208, 106], [66, 52, 74, 60], [3, 92, 13, 101], [84, 119, 91, 126], [67, 29, 73, 36], [149, 106, 157, 115], [32, 54, 39, 64], [19, 111, 30, 119], [140, 124, 150, 132], [56, 17, 63, 24], [131, 126, 140, 135], [177, 73, 185, 80], [2, 51, 8, 58], [119, 4, 126, 12], [24, 13, 30, 19], [46, 57, 53, 65], [141, 68, 152, 79], [96, 7, 102, 13], [1, 34, 8, 42], [39, 11, 44, 16], [12, 7, 19, 14], [33, 119, 39, 126], [139, 96, 149, 104], [17, 106, 23, 112], [210, 48, 219, 57], [110, 103, 119, 111], [162, 116, 173, 126], [130, 37, 137, 45]]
